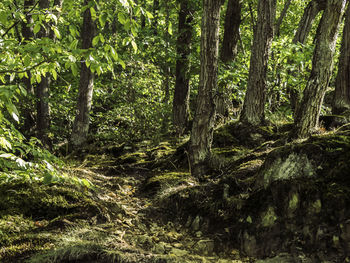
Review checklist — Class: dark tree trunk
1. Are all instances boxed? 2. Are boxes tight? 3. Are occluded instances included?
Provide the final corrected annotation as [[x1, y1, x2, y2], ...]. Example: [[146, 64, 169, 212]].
[[21, 0, 35, 134], [274, 0, 291, 37], [36, 0, 51, 147], [333, 4, 350, 115], [152, 0, 160, 35], [240, 0, 276, 126], [173, 0, 194, 135], [288, 0, 326, 113], [293, 0, 346, 138], [71, 0, 96, 147], [220, 0, 241, 63], [161, 0, 171, 133], [190, 0, 221, 179], [293, 0, 326, 44]]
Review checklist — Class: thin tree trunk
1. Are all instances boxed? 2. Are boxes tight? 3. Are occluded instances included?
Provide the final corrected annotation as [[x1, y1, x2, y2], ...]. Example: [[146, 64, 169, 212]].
[[288, 0, 326, 113], [333, 4, 350, 115], [190, 0, 221, 179], [36, 0, 51, 147], [71, 0, 96, 147], [220, 0, 241, 63], [240, 0, 276, 126], [293, 0, 326, 44], [21, 0, 35, 134], [152, 0, 159, 35], [293, 0, 346, 138], [173, 0, 194, 135], [161, 0, 171, 133], [275, 0, 291, 37]]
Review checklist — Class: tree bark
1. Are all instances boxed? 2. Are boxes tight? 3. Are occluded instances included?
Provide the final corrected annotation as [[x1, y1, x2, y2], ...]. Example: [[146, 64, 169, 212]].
[[275, 0, 291, 37], [190, 0, 221, 179], [36, 0, 51, 147], [293, 0, 346, 138], [240, 0, 276, 126], [293, 0, 326, 44], [173, 0, 194, 135], [220, 0, 241, 63], [333, 4, 350, 115], [21, 0, 36, 134], [151, 0, 159, 35], [71, 0, 96, 147]]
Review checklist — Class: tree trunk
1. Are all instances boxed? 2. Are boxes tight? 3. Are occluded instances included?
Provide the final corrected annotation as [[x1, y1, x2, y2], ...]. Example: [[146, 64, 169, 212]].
[[240, 0, 276, 126], [173, 0, 194, 135], [293, 0, 326, 44], [293, 0, 346, 138], [288, 0, 326, 113], [220, 0, 241, 63], [21, 0, 36, 134], [161, 0, 171, 133], [275, 0, 291, 37], [333, 4, 350, 115], [190, 0, 221, 179], [36, 0, 51, 147], [71, 0, 96, 147], [152, 0, 159, 35]]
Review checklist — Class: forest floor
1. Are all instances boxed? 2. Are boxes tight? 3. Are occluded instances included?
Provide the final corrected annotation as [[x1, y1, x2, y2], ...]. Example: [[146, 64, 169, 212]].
[[2, 121, 350, 262], [0, 135, 253, 262]]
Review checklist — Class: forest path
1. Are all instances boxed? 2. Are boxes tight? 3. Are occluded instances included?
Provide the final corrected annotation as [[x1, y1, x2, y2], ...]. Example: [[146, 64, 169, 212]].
[[59, 158, 251, 263]]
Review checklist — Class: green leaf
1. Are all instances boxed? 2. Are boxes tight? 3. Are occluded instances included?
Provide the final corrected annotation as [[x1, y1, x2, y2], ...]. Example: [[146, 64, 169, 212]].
[[51, 26, 61, 39], [110, 46, 118, 61], [33, 23, 41, 34], [69, 39, 79, 50], [118, 12, 126, 25], [71, 63, 78, 76], [131, 40, 137, 53], [119, 59, 126, 69], [92, 35, 100, 46], [99, 12, 108, 27], [90, 7, 97, 21], [23, 55, 31, 67], [168, 22, 173, 35], [0, 153, 14, 159], [0, 138, 12, 151]]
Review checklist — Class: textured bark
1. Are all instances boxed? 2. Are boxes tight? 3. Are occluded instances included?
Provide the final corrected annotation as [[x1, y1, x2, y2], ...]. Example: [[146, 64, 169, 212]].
[[292, 0, 326, 44], [293, 0, 346, 138], [71, 0, 96, 147], [173, 0, 194, 135], [22, 0, 35, 133], [220, 0, 241, 63], [240, 0, 276, 126], [275, 0, 291, 37], [190, 0, 221, 178], [333, 4, 350, 114], [36, 0, 51, 147], [151, 0, 160, 35], [288, 0, 326, 113]]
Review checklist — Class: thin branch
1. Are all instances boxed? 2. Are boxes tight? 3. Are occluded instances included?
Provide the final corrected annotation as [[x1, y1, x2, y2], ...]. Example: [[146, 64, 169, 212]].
[[275, 0, 292, 37], [0, 60, 47, 74], [1, 0, 40, 38]]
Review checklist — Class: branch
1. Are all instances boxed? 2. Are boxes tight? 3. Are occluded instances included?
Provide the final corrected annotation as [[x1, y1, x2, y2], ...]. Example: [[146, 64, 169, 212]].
[[0, 60, 47, 74], [1, 0, 40, 38]]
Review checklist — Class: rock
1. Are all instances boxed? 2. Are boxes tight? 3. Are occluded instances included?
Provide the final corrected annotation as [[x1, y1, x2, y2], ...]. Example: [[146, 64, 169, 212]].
[[255, 253, 294, 263], [152, 242, 166, 254], [170, 248, 189, 257], [191, 215, 201, 231], [193, 239, 215, 256]]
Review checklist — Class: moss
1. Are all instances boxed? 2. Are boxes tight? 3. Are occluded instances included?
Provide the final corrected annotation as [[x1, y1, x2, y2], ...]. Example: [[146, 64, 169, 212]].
[[117, 151, 148, 164], [260, 206, 277, 228], [148, 172, 190, 186]]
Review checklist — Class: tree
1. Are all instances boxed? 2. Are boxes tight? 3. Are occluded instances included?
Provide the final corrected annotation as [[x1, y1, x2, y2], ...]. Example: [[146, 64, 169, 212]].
[[36, 0, 52, 148], [333, 4, 350, 115], [190, 0, 221, 178], [274, 0, 291, 37], [240, 0, 276, 126], [71, 0, 96, 147], [172, 0, 194, 135], [220, 0, 241, 63], [293, 0, 347, 138]]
